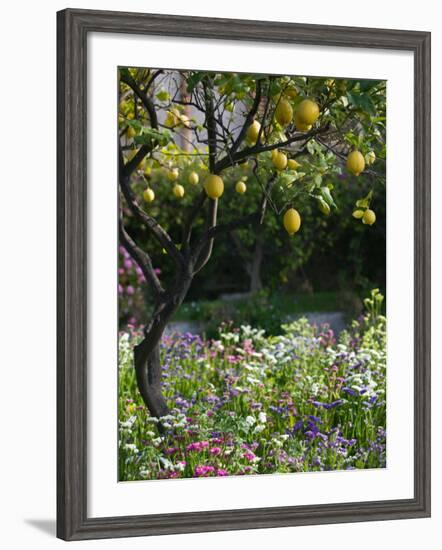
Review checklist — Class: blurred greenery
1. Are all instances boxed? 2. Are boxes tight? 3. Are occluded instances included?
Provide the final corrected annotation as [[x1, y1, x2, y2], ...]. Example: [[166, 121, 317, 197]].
[[119, 70, 386, 331]]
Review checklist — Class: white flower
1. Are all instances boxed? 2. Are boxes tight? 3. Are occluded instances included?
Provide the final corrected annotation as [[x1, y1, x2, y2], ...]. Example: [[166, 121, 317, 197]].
[[254, 424, 266, 434], [258, 412, 267, 424], [245, 415, 256, 427], [120, 415, 137, 429], [124, 443, 139, 453]]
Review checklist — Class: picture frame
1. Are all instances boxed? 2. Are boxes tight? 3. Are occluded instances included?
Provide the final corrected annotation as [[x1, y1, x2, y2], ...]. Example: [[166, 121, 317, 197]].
[[57, 8, 431, 541]]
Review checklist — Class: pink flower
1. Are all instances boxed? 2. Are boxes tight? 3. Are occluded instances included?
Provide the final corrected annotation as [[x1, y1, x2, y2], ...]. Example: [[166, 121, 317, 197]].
[[164, 447, 178, 455], [209, 447, 221, 456], [126, 285, 135, 296], [216, 469, 228, 476], [194, 465, 215, 477], [124, 259, 132, 269], [243, 451, 256, 462]]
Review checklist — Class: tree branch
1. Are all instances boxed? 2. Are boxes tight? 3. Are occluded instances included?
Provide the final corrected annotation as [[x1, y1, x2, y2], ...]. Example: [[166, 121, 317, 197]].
[[119, 176, 185, 269], [181, 190, 207, 251], [203, 77, 217, 173], [120, 71, 159, 129], [215, 123, 329, 173], [119, 218, 164, 296], [229, 79, 263, 159]]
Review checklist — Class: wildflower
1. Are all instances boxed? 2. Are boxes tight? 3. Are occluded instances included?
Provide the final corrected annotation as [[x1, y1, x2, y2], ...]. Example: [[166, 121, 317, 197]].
[[245, 416, 256, 427], [209, 447, 222, 456], [124, 443, 139, 453], [194, 465, 216, 477]]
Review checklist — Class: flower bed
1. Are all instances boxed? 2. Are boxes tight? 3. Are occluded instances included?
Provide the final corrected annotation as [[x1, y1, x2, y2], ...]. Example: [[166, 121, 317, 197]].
[[119, 298, 386, 481]]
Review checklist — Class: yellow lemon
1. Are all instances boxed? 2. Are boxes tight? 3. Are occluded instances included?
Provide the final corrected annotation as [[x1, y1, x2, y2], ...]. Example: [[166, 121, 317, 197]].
[[366, 151, 376, 166], [173, 184, 185, 198], [287, 158, 301, 170], [283, 208, 301, 235], [246, 120, 261, 145], [285, 85, 298, 99], [271, 149, 279, 161], [204, 174, 224, 199], [347, 150, 365, 176], [294, 112, 312, 132], [275, 99, 293, 126], [167, 168, 179, 182], [143, 188, 155, 202], [126, 126, 136, 139], [296, 99, 320, 125], [352, 210, 364, 219], [235, 181, 247, 194], [362, 209, 376, 225], [143, 165, 152, 177], [272, 151, 288, 171], [188, 171, 199, 185]]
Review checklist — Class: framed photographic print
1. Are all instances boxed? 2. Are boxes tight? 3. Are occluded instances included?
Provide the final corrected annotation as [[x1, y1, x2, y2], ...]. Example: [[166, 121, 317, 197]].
[[57, 8, 431, 541]]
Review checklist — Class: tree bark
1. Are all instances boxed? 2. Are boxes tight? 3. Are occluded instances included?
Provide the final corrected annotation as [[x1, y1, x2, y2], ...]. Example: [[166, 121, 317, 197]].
[[250, 233, 264, 293], [133, 272, 194, 421]]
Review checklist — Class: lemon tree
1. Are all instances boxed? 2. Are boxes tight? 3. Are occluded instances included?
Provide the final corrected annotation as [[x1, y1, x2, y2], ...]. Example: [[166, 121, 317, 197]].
[[118, 68, 386, 421]]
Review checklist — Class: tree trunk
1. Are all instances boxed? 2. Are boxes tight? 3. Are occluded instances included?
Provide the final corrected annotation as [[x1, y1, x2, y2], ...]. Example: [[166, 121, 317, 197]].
[[133, 274, 193, 421], [249, 233, 263, 293], [134, 342, 169, 419]]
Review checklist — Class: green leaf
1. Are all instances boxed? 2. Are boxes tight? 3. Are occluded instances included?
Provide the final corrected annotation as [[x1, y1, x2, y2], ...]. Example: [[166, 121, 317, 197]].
[[355, 190, 373, 208], [134, 127, 172, 148], [186, 72, 207, 93], [313, 174, 323, 186], [320, 186, 337, 209], [156, 89, 170, 102], [347, 92, 376, 116]]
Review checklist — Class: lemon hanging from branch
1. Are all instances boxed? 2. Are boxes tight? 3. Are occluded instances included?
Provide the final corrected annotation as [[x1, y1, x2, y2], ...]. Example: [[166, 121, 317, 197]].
[[283, 208, 301, 235], [362, 209, 376, 225], [167, 168, 179, 182], [188, 171, 199, 185], [287, 158, 301, 170], [246, 120, 261, 145], [143, 188, 155, 203], [296, 99, 320, 125], [294, 111, 312, 132], [274, 99, 293, 126], [272, 151, 288, 171], [204, 174, 224, 199], [235, 181, 247, 194], [347, 150, 365, 176], [173, 184, 185, 198]]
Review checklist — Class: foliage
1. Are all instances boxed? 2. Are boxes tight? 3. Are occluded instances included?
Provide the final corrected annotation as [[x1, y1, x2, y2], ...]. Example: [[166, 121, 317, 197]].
[[119, 69, 386, 315], [119, 292, 386, 480]]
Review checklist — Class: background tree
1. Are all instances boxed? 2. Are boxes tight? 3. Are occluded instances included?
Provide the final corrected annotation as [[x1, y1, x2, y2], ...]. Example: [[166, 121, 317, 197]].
[[118, 68, 386, 421]]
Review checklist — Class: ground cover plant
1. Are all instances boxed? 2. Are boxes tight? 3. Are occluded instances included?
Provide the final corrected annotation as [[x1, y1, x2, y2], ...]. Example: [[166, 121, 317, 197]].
[[119, 290, 386, 480]]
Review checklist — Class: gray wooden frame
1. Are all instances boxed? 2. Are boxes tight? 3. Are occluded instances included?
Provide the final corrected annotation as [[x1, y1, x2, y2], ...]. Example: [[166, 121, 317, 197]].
[[57, 8, 431, 541]]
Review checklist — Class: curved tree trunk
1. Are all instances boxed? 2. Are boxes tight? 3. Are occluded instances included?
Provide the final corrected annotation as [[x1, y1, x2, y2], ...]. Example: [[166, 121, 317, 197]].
[[133, 273, 193, 421], [134, 343, 169, 419]]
